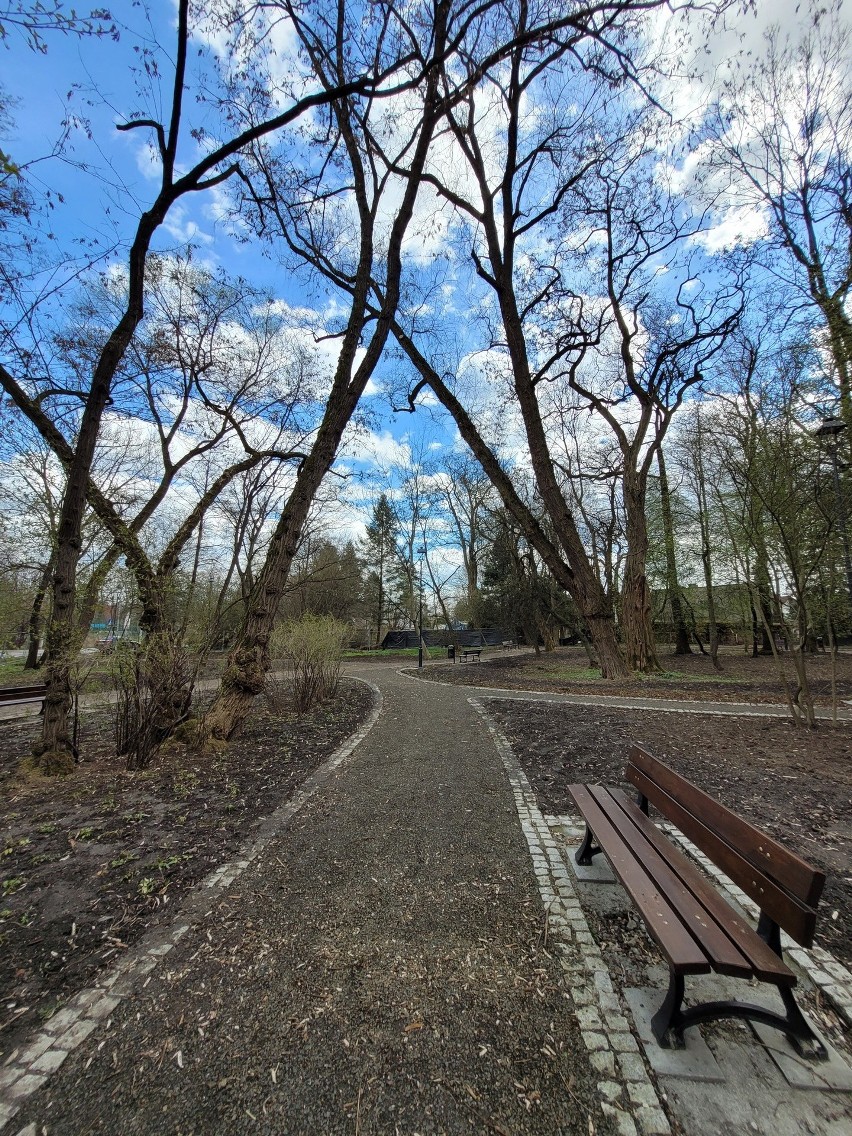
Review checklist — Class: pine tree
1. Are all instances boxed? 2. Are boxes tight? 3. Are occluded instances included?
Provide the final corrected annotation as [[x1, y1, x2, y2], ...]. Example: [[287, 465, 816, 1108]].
[[361, 494, 399, 647]]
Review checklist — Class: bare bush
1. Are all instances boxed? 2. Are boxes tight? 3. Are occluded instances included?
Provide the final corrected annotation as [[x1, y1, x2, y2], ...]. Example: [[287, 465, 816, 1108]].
[[272, 614, 347, 714], [113, 633, 192, 770]]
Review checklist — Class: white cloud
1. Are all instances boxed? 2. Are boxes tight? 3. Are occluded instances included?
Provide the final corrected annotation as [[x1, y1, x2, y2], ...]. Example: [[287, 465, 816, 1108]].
[[691, 205, 769, 252]]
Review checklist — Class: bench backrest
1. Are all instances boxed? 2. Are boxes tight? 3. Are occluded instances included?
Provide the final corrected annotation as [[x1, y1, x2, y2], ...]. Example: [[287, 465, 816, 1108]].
[[0, 685, 46, 698], [626, 745, 825, 947]]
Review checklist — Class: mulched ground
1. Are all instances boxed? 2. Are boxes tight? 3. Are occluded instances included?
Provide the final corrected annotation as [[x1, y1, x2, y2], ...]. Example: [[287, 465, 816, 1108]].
[[485, 699, 852, 971], [426, 644, 852, 705], [0, 678, 373, 1059]]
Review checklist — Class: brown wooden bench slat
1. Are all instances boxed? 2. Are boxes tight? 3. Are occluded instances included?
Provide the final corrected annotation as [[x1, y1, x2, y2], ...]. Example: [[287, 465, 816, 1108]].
[[588, 785, 758, 980], [604, 787, 795, 985], [628, 765, 818, 948], [627, 747, 825, 910], [571, 746, 828, 1058], [569, 785, 711, 975]]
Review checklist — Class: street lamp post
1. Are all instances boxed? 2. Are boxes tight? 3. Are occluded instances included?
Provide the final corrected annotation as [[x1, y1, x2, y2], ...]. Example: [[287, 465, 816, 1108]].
[[816, 415, 852, 609], [417, 545, 427, 669]]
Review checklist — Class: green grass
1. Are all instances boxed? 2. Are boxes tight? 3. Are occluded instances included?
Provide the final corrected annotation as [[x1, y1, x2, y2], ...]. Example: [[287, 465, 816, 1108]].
[[0, 660, 30, 684], [537, 666, 602, 681]]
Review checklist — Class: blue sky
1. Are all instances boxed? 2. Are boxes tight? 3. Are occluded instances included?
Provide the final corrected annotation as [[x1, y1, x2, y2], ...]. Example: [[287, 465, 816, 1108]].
[[3, 3, 310, 297], [1, 0, 458, 549], [2, 0, 849, 571]]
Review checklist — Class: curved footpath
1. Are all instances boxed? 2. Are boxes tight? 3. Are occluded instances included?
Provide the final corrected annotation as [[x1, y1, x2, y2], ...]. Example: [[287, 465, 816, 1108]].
[[2, 667, 615, 1135], [3, 664, 850, 1135]]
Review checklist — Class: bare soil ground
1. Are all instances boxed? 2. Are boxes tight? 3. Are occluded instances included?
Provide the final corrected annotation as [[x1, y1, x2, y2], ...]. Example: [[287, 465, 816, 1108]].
[[0, 679, 373, 1060], [484, 699, 852, 969], [426, 643, 852, 705]]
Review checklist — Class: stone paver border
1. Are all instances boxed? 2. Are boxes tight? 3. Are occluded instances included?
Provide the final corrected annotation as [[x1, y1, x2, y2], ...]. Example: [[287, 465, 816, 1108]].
[[399, 666, 852, 720], [471, 697, 672, 1136], [446, 676, 852, 1033], [0, 678, 383, 1135]]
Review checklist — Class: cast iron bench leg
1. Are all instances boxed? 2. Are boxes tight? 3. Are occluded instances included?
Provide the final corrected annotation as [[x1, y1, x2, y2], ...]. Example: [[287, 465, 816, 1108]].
[[574, 824, 601, 866], [651, 969, 828, 1060]]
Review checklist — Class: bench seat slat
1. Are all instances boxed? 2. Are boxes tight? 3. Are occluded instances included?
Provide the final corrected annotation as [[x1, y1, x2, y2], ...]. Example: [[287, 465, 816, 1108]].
[[603, 788, 796, 985], [569, 785, 711, 975], [0, 688, 46, 704], [585, 786, 757, 979], [629, 767, 818, 948]]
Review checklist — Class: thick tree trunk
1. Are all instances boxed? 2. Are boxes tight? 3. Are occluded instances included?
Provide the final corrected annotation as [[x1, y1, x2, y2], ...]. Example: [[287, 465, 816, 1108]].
[[657, 448, 691, 654], [621, 473, 659, 673], [407, 365, 629, 677], [620, 556, 658, 672], [204, 23, 447, 742], [32, 207, 167, 774], [204, 453, 332, 741], [576, 624, 599, 668]]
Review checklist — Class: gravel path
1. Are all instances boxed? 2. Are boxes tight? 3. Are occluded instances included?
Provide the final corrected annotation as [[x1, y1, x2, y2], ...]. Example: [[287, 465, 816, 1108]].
[[9, 668, 610, 1135]]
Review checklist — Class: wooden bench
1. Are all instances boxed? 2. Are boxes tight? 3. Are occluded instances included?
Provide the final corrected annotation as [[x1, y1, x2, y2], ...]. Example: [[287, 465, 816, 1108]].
[[460, 647, 482, 662], [0, 684, 47, 713], [569, 745, 828, 1059]]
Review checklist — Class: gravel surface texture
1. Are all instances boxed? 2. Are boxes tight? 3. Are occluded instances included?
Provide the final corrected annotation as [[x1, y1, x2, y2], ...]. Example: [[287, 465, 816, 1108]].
[[11, 669, 611, 1136]]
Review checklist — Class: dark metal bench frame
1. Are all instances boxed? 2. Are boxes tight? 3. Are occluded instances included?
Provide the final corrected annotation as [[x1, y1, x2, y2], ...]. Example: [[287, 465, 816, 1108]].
[[570, 745, 828, 1060], [0, 684, 47, 714]]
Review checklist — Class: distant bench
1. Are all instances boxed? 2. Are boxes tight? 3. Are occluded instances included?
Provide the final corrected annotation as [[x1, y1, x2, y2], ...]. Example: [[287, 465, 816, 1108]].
[[0, 684, 47, 714], [569, 745, 828, 1059], [459, 647, 482, 663]]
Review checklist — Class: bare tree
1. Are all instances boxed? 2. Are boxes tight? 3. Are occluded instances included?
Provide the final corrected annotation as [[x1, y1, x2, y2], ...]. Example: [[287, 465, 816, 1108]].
[[705, 4, 852, 442], [0, 0, 422, 773], [552, 142, 742, 670], [437, 451, 496, 626], [390, 4, 720, 675], [202, 0, 452, 741], [201, 0, 610, 738]]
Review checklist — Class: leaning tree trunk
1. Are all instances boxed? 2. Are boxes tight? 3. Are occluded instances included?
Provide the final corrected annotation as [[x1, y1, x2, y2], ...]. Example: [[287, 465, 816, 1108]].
[[657, 447, 691, 654], [411, 367, 630, 677], [204, 448, 336, 741], [30, 204, 167, 774]]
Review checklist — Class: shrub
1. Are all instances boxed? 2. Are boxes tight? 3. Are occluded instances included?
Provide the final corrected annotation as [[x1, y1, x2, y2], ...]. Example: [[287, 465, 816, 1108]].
[[113, 632, 192, 770], [272, 614, 347, 714]]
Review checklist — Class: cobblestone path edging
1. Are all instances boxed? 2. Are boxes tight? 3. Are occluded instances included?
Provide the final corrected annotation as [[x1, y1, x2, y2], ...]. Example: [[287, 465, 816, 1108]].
[[471, 697, 672, 1136], [412, 669, 852, 1033], [0, 679, 383, 1135], [399, 667, 852, 719]]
